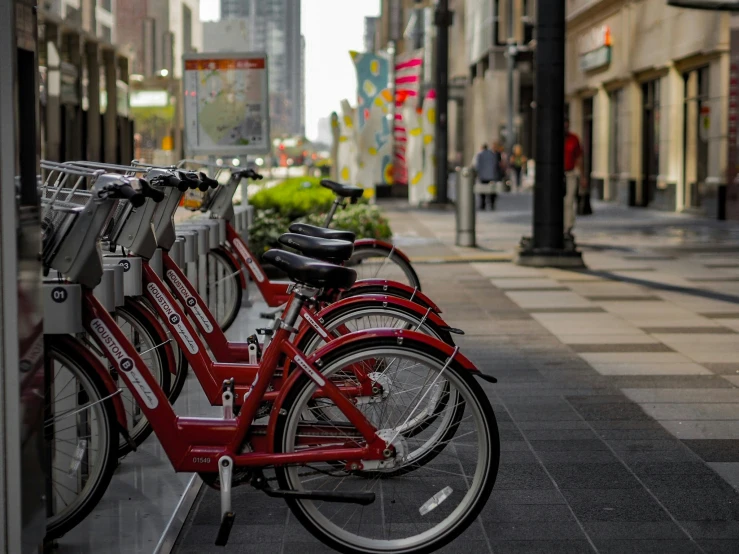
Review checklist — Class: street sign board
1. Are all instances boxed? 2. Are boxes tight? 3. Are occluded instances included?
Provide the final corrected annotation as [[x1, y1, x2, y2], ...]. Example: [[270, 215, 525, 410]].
[[667, 0, 739, 9], [183, 52, 270, 156]]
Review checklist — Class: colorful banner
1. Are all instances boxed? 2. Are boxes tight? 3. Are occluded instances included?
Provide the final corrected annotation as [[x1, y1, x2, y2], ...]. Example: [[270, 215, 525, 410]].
[[350, 51, 390, 127], [393, 49, 424, 185]]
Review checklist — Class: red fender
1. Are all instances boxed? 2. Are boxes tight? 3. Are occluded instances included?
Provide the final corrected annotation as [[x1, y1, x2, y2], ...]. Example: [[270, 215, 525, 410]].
[[50, 334, 130, 435], [123, 297, 178, 376], [215, 245, 248, 290], [267, 328, 480, 449], [344, 279, 442, 314]]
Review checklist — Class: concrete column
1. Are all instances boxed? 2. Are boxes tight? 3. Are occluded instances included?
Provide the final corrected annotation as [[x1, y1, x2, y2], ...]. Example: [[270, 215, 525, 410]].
[[103, 48, 118, 163], [709, 55, 730, 185], [665, 64, 685, 210], [67, 33, 84, 161], [45, 24, 61, 162], [628, 80, 643, 205], [86, 42, 101, 161], [117, 55, 132, 164]]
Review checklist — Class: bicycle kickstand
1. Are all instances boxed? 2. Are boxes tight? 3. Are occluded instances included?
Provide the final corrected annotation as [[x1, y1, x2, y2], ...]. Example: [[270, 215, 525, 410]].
[[214, 455, 235, 546]]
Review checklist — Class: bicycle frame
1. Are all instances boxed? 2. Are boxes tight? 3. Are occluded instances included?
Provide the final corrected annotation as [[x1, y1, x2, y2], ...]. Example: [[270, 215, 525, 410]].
[[160, 249, 452, 365], [82, 286, 415, 474], [224, 221, 442, 312]]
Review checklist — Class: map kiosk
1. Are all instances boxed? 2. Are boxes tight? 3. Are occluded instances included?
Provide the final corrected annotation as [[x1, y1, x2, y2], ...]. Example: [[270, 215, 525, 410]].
[[183, 52, 271, 157]]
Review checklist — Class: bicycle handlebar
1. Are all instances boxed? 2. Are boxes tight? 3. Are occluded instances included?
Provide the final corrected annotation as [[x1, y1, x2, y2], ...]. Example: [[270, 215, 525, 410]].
[[100, 183, 146, 208], [199, 172, 220, 190], [234, 168, 263, 181], [139, 178, 165, 202]]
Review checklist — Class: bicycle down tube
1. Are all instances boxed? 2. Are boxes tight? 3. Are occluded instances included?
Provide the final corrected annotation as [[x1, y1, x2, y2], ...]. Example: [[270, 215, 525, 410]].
[[82, 286, 387, 475]]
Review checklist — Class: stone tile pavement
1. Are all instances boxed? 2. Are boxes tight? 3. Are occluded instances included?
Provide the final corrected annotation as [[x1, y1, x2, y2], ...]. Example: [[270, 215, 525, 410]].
[[173, 193, 739, 553]]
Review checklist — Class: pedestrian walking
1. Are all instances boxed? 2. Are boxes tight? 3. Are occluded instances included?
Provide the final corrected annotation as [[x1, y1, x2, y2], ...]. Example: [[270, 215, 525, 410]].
[[509, 144, 527, 192], [563, 118, 583, 235], [472, 143, 504, 210]]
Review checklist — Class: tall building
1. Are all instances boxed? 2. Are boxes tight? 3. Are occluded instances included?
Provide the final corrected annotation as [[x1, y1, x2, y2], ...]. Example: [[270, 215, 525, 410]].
[[220, 0, 304, 136], [116, 0, 202, 79], [364, 16, 379, 52]]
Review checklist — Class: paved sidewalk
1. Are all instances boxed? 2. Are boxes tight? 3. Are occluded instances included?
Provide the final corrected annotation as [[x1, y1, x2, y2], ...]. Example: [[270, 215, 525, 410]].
[[174, 194, 739, 553]]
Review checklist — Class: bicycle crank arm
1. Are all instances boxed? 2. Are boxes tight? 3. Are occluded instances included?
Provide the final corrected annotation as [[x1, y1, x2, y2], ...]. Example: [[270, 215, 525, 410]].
[[439, 326, 465, 335], [262, 488, 376, 506]]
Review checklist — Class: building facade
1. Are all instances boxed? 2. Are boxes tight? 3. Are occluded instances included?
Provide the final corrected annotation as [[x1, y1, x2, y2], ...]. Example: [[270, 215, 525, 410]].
[[446, 0, 534, 168], [39, 0, 133, 164], [566, 0, 729, 218], [116, 0, 202, 79]]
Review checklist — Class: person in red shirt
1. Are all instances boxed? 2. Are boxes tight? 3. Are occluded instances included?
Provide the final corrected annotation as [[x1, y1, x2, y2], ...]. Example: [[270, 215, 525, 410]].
[[564, 118, 582, 173]]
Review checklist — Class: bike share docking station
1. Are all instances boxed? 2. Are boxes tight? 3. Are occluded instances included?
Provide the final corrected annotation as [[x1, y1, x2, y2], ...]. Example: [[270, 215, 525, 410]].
[[41, 161, 255, 553]]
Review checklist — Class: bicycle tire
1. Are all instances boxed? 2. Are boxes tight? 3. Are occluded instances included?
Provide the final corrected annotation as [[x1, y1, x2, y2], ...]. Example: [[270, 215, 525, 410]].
[[44, 335, 118, 541], [273, 338, 499, 554], [207, 248, 243, 332], [132, 297, 190, 404], [112, 303, 172, 456], [347, 243, 421, 290]]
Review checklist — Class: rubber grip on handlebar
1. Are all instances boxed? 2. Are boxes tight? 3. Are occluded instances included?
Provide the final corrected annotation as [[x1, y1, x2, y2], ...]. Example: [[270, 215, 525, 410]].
[[199, 172, 219, 190], [114, 184, 146, 208], [139, 178, 165, 202]]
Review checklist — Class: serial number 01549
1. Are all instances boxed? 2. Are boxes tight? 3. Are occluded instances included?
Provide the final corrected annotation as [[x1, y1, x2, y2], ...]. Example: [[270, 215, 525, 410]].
[[193, 457, 212, 464]]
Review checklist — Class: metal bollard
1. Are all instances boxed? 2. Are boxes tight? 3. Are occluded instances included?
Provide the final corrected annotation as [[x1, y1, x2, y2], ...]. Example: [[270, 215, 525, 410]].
[[455, 167, 476, 247]]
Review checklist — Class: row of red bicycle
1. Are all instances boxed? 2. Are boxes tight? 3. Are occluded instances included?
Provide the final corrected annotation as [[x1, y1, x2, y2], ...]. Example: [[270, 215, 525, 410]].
[[41, 158, 500, 553]]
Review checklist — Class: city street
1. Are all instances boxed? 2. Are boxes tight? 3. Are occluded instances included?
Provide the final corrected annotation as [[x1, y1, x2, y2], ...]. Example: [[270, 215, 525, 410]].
[[173, 194, 739, 553]]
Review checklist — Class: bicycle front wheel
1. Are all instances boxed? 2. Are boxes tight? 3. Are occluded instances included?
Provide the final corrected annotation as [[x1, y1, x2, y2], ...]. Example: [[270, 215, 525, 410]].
[[45, 336, 118, 541], [347, 243, 421, 290], [274, 342, 499, 554]]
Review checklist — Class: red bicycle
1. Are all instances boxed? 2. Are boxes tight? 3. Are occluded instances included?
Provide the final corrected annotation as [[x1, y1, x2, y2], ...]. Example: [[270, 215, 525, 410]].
[[41, 165, 500, 553], [66, 163, 460, 455]]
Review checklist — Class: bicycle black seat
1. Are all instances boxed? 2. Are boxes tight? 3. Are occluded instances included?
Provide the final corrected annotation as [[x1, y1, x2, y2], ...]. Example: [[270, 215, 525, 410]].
[[289, 222, 356, 243], [320, 180, 364, 200], [278, 233, 353, 264], [263, 249, 356, 290]]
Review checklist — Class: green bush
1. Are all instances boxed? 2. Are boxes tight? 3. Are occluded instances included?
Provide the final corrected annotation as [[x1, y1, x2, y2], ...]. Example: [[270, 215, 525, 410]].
[[248, 203, 393, 260], [246, 209, 292, 256], [301, 204, 392, 241], [249, 176, 335, 219]]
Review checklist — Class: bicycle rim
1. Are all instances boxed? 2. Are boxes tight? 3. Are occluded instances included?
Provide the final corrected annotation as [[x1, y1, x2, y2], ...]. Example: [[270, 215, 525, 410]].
[[275, 345, 498, 553], [44, 339, 117, 539]]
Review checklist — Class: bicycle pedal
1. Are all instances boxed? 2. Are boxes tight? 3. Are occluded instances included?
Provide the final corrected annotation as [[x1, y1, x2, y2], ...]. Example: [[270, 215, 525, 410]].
[[259, 311, 280, 320], [214, 512, 235, 546], [256, 328, 274, 336]]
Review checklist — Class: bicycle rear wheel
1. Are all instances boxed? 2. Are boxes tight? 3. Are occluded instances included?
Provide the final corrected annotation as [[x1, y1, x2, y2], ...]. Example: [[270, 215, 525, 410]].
[[274, 341, 499, 554], [347, 244, 421, 290], [44, 335, 118, 541]]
